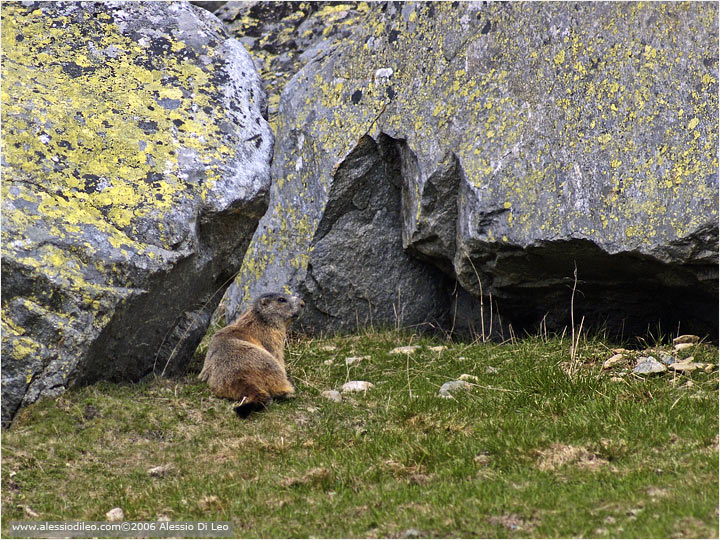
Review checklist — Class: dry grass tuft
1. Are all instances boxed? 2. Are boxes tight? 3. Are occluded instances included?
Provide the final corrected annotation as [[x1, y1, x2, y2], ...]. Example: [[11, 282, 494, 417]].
[[535, 443, 608, 471]]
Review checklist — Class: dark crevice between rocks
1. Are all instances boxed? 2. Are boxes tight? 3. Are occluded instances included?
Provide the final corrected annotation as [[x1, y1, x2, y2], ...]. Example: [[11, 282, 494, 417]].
[[455, 237, 719, 341]]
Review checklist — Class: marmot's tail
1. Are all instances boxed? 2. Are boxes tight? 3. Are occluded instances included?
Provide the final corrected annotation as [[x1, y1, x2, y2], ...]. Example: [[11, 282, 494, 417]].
[[233, 395, 271, 419]]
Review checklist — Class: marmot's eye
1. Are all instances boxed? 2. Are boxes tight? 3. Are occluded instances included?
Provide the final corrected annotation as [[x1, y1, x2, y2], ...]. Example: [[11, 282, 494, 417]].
[[277, 297, 287, 303]]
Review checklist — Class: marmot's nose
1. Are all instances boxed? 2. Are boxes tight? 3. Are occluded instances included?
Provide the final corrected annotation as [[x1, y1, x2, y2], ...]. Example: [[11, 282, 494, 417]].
[[298, 299, 305, 308]]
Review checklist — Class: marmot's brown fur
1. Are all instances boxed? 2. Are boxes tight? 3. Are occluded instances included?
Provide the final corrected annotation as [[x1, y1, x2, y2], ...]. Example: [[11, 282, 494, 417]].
[[199, 292, 304, 417]]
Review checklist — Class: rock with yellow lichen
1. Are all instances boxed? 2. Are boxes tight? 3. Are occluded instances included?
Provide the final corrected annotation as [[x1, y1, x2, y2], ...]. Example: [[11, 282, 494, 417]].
[[1, 2, 272, 426], [219, 1, 717, 339], [215, 1, 367, 127]]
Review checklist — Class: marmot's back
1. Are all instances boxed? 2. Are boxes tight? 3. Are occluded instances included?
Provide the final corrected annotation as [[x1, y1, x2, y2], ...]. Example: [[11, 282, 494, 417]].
[[199, 293, 304, 414]]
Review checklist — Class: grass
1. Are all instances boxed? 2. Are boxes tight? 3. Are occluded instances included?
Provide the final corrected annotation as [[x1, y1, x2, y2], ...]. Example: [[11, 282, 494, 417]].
[[2, 331, 718, 538]]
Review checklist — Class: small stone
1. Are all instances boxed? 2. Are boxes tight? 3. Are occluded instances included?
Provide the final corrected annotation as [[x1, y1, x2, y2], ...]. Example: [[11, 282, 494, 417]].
[[147, 465, 172, 477], [198, 495, 221, 511], [106, 507, 124, 521], [485, 366, 499, 375], [658, 353, 677, 365], [320, 344, 338, 352], [428, 345, 447, 352], [389, 345, 421, 355], [458, 373, 478, 382], [157, 514, 171, 522], [345, 355, 370, 365], [682, 380, 694, 388], [603, 354, 625, 369], [438, 380, 472, 398], [633, 356, 667, 375], [674, 342, 695, 352], [323, 359, 334, 366], [612, 348, 631, 354], [673, 334, 700, 345], [401, 528, 422, 539], [321, 390, 342, 402], [669, 361, 702, 373], [342, 381, 374, 393]]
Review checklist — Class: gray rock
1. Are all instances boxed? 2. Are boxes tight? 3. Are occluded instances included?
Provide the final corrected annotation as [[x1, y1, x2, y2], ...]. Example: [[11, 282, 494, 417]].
[[217, 1, 718, 340], [321, 390, 342, 402], [633, 357, 668, 375], [438, 380, 472, 398], [658, 354, 677, 366], [223, 135, 453, 334], [668, 360, 702, 373], [673, 334, 700, 345], [603, 354, 626, 369], [216, 2, 367, 125], [1, 2, 272, 426]]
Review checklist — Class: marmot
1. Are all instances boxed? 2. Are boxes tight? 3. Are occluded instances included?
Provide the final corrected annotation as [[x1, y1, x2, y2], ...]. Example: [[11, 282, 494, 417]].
[[199, 292, 304, 417]]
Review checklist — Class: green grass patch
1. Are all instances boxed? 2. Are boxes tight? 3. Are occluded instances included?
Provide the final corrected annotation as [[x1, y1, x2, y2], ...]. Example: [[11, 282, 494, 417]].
[[3, 333, 718, 538]]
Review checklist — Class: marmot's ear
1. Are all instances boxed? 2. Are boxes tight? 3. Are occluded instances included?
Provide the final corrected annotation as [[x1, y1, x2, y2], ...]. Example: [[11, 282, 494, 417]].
[[260, 296, 269, 306]]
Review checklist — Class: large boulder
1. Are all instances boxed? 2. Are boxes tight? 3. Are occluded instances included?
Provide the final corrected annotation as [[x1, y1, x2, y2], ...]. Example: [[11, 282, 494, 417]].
[[1, 1, 273, 426], [221, 2, 718, 338], [215, 1, 367, 127]]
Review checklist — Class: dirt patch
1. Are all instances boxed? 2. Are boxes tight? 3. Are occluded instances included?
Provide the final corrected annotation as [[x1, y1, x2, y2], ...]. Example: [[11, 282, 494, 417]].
[[670, 516, 716, 539], [488, 512, 537, 532], [646, 486, 668, 499], [198, 495, 223, 511], [280, 467, 331, 488], [536, 443, 607, 471]]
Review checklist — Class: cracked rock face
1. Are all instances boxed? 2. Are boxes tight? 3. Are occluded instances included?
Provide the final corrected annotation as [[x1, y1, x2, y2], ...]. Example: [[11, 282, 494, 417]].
[[221, 2, 717, 338], [298, 135, 452, 332], [1, 1, 273, 426]]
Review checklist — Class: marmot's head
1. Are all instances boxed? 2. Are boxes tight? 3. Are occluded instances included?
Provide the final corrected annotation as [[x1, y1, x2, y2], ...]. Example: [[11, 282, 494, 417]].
[[253, 293, 305, 326]]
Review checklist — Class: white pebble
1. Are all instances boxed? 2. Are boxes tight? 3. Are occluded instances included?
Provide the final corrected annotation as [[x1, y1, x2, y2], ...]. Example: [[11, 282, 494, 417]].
[[389, 345, 420, 355], [342, 381, 375, 393], [345, 355, 370, 365], [321, 390, 342, 402], [106, 507, 124, 521]]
